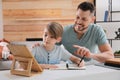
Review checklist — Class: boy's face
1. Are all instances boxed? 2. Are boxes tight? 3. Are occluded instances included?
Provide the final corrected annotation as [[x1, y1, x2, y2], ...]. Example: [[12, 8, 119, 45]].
[[74, 9, 95, 34], [43, 28, 60, 46]]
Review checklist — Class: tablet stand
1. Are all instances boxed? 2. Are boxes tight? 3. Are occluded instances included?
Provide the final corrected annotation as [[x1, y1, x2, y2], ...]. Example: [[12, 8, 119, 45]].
[[11, 56, 35, 76], [8, 44, 43, 77]]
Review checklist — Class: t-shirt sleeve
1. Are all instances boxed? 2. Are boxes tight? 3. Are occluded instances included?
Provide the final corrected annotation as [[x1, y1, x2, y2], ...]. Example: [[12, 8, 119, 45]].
[[31, 46, 43, 64], [60, 45, 72, 61], [96, 26, 108, 46], [31, 47, 36, 56], [31, 47, 38, 58]]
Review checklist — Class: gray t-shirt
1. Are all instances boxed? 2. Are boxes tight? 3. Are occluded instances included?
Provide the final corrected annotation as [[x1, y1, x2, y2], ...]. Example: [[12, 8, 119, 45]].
[[31, 44, 72, 64], [62, 24, 108, 61]]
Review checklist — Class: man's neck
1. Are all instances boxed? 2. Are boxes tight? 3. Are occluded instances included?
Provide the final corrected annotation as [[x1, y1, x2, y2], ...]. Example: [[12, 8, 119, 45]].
[[77, 33, 84, 39]]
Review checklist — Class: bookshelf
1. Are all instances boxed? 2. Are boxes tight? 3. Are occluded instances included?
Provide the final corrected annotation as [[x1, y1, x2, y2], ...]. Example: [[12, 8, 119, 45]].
[[96, 0, 120, 52]]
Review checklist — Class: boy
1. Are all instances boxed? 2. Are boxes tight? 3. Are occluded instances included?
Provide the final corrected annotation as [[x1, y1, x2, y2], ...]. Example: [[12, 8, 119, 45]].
[[32, 22, 84, 69]]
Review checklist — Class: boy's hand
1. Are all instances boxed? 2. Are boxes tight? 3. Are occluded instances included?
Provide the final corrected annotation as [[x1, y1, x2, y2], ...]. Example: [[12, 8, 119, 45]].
[[40, 64, 58, 69], [78, 59, 85, 67]]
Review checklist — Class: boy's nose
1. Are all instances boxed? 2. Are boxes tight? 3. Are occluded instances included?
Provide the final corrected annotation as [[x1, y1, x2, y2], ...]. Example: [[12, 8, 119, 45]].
[[46, 36, 50, 40]]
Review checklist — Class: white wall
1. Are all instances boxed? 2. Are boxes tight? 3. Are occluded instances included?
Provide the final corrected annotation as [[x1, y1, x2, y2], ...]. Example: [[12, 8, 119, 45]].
[[96, 0, 108, 21], [112, 0, 120, 21], [96, 0, 120, 21], [0, 0, 3, 39]]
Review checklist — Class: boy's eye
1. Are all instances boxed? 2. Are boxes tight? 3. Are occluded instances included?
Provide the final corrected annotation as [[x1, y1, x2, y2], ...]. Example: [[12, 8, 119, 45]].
[[50, 36, 54, 38], [45, 34, 47, 37], [76, 16, 79, 19], [44, 34, 54, 38]]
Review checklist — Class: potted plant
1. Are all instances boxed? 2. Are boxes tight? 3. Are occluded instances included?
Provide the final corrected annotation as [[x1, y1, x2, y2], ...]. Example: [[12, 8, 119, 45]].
[[114, 50, 120, 58]]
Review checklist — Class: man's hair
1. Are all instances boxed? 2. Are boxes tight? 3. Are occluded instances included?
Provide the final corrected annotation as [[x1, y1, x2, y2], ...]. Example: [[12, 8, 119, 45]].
[[46, 22, 63, 39], [77, 1, 95, 13]]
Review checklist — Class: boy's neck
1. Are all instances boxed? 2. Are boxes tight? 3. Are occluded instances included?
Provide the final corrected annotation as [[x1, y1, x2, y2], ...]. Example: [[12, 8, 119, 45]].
[[43, 44, 55, 51]]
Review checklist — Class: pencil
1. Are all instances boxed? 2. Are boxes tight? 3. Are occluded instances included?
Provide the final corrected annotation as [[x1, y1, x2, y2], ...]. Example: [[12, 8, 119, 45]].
[[78, 55, 85, 66]]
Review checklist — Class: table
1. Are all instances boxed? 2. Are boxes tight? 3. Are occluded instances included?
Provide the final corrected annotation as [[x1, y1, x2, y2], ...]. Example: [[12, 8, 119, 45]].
[[0, 65, 120, 80]]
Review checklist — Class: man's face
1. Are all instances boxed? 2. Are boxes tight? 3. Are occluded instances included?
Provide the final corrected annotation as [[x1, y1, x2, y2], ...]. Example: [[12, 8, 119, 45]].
[[74, 9, 94, 34]]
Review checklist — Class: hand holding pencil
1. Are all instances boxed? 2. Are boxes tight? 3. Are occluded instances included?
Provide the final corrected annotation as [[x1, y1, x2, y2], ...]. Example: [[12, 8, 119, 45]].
[[78, 54, 86, 66]]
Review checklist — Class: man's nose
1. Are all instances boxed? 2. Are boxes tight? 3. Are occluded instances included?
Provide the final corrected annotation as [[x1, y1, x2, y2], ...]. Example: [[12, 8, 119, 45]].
[[77, 19, 82, 24]]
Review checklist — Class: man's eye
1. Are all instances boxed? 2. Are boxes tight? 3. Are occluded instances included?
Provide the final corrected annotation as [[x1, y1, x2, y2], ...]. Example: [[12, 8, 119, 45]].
[[82, 18, 88, 21]]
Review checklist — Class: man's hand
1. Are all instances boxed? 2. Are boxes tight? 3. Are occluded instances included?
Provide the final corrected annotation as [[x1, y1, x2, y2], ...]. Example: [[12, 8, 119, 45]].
[[32, 43, 41, 48], [73, 45, 91, 58]]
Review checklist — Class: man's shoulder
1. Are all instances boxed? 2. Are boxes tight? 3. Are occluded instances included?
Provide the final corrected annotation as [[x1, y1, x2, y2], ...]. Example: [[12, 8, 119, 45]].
[[64, 24, 74, 30], [63, 24, 74, 34], [89, 24, 103, 31], [91, 24, 102, 29]]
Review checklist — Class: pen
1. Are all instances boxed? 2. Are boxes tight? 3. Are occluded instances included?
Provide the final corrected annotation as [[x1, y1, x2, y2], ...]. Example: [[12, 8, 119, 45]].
[[78, 55, 86, 66]]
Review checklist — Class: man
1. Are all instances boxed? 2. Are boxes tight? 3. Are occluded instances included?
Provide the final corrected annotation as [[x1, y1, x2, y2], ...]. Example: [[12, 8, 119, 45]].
[[62, 1, 114, 63]]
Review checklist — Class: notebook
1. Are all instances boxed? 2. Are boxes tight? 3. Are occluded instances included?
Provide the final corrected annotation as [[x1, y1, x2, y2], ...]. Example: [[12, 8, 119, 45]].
[[50, 63, 86, 70]]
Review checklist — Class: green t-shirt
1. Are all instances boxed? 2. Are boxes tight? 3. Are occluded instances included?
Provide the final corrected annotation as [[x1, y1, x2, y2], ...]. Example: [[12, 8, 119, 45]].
[[62, 24, 108, 61]]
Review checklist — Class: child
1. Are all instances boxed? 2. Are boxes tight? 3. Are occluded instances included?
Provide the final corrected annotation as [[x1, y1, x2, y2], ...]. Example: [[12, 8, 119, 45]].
[[32, 22, 84, 69]]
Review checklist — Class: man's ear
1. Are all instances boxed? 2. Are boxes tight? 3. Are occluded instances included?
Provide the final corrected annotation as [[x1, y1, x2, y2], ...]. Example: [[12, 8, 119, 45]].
[[56, 37, 62, 43], [91, 16, 96, 23]]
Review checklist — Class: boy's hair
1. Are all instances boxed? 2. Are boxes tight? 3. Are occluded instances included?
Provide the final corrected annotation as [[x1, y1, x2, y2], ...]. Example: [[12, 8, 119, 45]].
[[77, 1, 95, 14], [46, 22, 63, 39]]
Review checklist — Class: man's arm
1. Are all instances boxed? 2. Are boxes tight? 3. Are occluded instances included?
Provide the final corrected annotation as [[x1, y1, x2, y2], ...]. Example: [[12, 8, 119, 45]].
[[91, 43, 114, 63], [74, 43, 114, 63]]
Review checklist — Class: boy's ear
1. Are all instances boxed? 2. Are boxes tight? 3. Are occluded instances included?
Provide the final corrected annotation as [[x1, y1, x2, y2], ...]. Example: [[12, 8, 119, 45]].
[[56, 37, 62, 43]]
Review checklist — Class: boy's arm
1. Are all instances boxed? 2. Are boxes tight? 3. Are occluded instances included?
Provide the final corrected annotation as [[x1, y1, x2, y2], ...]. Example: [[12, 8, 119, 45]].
[[39, 64, 58, 69]]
